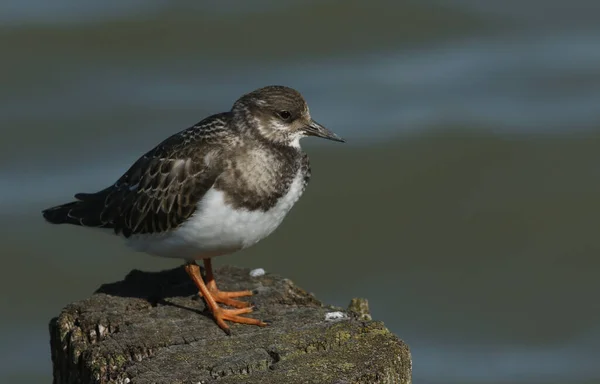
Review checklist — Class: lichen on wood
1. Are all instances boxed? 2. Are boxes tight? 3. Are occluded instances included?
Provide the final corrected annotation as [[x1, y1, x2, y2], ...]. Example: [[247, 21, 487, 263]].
[[49, 266, 411, 384]]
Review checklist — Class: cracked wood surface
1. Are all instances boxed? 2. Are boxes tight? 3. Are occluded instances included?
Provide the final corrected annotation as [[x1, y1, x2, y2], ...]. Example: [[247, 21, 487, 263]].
[[49, 266, 412, 384]]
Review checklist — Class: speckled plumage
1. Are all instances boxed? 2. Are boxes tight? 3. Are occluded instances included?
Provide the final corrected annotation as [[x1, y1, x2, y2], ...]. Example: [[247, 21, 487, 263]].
[[42, 86, 341, 260]]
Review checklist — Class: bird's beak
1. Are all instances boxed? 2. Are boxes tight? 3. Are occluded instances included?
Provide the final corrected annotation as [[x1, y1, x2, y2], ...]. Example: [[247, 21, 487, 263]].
[[304, 119, 345, 143]]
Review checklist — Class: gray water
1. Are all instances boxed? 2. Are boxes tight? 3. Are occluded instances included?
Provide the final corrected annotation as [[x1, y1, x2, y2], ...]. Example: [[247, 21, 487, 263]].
[[1, 1, 600, 383]]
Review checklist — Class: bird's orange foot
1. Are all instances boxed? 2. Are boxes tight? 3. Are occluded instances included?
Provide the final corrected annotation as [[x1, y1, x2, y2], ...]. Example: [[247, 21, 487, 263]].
[[212, 306, 268, 335], [185, 262, 266, 334], [208, 287, 253, 308]]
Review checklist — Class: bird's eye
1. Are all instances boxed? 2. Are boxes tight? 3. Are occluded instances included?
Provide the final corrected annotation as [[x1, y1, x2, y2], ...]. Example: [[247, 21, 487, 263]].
[[278, 111, 291, 120]]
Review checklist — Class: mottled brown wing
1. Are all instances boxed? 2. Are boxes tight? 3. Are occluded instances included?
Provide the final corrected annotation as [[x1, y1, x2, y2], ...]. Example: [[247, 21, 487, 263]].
[[99, 155, 217, 237], [44, 114, 231, 237], [99, 118, 230, 237]]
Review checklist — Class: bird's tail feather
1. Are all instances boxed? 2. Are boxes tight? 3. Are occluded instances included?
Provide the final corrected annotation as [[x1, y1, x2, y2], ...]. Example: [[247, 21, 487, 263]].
[[42, 193, 108, 227], [42, 201, 81, 225]]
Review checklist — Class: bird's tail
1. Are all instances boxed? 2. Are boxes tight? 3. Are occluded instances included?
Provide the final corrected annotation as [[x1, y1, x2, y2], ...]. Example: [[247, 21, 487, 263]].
[[42, 192, 108, 227], [42, 201, 79, 224]]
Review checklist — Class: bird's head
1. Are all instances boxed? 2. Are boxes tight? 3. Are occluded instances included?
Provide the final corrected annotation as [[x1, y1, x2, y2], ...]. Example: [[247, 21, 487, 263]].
[[232, 85, 344, 147]]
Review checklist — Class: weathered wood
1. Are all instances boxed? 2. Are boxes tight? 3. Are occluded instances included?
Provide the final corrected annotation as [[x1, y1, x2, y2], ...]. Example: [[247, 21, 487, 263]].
[[49, 266, 411, 384]]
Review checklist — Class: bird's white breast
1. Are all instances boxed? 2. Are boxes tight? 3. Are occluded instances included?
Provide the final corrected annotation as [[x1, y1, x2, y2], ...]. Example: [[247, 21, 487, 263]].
[[126, 168, 306, 260]]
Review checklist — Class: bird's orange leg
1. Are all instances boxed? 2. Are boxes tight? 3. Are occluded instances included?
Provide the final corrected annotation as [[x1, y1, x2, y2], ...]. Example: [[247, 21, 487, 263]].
[[203, 258, 253, 308], [184, 262, 266, 335]]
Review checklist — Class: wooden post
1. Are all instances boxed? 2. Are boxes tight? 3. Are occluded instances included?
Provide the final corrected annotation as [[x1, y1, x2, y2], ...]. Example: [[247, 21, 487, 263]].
[[49, 266, 411, 383]]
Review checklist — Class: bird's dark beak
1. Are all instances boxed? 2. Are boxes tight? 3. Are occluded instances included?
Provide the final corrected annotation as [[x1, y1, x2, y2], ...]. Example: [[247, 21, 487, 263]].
[[304, 119, 345, 143]]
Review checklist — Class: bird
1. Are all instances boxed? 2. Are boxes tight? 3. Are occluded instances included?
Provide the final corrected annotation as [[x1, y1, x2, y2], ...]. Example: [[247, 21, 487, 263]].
[[42, 85, 344, 334]]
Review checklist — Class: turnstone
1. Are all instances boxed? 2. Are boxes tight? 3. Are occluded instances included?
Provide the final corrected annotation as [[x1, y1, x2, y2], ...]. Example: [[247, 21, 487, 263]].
[[42, 85, 344, 334]]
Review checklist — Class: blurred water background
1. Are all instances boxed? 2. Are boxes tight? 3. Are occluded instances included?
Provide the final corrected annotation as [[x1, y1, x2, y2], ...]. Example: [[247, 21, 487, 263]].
[[1, 0, 600, 383]]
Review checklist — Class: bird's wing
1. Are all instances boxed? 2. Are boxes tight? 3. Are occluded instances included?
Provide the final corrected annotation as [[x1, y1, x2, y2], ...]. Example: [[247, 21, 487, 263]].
[[71, 113, 231, 237]]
